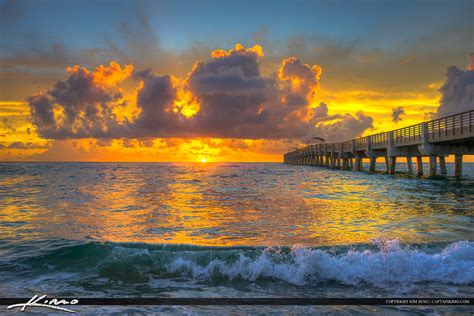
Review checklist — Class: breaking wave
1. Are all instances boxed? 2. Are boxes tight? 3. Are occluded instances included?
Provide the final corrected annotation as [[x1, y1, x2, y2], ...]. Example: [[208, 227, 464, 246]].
[[6, 239, 474, 289]]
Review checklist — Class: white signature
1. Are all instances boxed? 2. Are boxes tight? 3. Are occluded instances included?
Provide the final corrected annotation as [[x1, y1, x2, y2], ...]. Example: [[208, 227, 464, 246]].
[[7, 294, 78, 313]]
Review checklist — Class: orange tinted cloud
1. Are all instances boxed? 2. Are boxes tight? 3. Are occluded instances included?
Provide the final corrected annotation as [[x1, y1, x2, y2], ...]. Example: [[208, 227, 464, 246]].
[[66, 61, 134, 88], [171, 77, 201, 118], [92, 61, 134, 87], [26, 43, 375, 141], [211, 43, 264, 58], [278, 56, 322, 96]]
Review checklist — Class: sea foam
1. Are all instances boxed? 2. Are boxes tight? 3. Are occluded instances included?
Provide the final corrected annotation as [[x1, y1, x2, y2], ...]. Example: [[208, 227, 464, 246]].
[[160, 240, 474, 287]]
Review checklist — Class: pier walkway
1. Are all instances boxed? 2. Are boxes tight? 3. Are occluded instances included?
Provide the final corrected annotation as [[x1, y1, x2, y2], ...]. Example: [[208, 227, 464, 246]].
[[283, 109, 474, 177]]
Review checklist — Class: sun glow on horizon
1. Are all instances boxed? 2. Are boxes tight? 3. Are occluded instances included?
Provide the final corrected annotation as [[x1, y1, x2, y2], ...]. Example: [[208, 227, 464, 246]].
[[201, 157, 207, 163]]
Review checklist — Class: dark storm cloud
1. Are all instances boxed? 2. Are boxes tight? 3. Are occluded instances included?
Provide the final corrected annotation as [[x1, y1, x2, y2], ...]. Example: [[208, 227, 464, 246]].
[[391, 106, 405, 123], [436, 66, 474, 117], [27, 45, 375, 141]]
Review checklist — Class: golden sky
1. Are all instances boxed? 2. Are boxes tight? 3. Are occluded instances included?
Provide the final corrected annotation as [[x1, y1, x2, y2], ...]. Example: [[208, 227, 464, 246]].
[[0, 1, 472, 162]]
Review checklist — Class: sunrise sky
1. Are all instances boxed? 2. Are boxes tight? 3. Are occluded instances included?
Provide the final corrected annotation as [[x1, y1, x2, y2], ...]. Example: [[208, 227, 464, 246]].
[[0, 0, 473, 162]]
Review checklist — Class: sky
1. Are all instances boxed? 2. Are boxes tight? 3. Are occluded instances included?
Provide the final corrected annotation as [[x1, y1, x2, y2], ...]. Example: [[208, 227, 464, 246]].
[[0, 0, 473, 162]]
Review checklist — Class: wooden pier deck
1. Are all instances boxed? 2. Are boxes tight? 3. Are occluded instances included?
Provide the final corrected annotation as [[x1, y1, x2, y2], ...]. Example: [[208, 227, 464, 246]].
[[283, 109, 474, 177]]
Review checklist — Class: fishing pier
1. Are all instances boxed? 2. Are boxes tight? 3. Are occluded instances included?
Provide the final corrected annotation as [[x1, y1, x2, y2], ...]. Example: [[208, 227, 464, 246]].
[[283, 109, 474, 177]]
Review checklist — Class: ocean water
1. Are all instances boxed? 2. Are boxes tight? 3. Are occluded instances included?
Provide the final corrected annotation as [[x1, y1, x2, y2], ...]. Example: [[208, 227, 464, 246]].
[[0, 162, 473, 314]]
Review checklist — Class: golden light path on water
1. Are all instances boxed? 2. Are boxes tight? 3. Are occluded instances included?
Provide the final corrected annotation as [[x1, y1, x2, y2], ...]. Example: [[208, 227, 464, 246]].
[[0, 162, 473, 247]]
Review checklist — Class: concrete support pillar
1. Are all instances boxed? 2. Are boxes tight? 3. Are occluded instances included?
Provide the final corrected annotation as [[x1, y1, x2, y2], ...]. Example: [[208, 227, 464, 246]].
[[416, 157, 423, 176], [454, 154, 462, 177], [349, 158, 354, 169], [384, 157, 390, 173], [369, 157, 376, 172], [388, 157, 397, 174], [439, 156, 447, 175], [353, 157, 362, 171], [406, 157, 413, 174], [429, 156, 437, 177]]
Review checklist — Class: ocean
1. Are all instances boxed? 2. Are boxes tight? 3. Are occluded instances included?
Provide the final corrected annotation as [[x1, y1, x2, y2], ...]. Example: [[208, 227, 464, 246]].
[[0, 162, 473, 314]]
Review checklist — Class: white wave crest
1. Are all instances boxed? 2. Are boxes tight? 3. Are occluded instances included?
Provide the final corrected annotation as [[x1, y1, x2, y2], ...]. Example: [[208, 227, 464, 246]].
[[164, 240, 474, 287]]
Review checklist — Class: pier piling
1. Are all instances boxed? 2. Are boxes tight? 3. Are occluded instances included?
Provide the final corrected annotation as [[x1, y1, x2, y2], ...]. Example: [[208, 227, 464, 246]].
[[454, 154, 463, 177], [416, 157, 423, 176], [388, 157, 397, 174], [439, 156, 447, 175], [384, 157, 390, 173], [369, 157, 376, 172], [429, 156, 437, 177], [406, 157, 414, 174]]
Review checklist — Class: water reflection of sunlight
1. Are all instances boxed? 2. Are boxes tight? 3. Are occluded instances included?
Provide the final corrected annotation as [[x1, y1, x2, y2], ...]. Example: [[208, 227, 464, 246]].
[[1, 163, 473, 247]]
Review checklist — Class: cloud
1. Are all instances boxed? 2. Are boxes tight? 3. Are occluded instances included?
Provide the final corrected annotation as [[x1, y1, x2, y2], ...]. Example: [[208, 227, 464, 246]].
[[391, 106, 405, 123], [27, 61, 134, 139], [91, 62, 133, 87], [0, 44, 70, 70], [5, 141, 49, 149], [27, 44, 374, 141], [309, 103, 374, 142], [1, 117, 16, 132], [436, 66, 474, 117]]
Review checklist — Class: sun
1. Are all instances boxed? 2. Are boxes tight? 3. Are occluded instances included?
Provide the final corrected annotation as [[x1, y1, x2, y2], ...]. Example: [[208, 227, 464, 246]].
[[201, 157, 207, 163]]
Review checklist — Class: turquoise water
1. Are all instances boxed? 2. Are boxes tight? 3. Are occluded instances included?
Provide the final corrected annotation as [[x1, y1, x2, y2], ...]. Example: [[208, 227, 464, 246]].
[[0, 162, 473, 314]]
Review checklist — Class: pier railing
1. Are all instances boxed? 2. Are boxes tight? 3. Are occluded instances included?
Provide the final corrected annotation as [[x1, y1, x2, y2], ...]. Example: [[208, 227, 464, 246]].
[[285, 109, 474, 159], [428, 110, 473, 142]]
